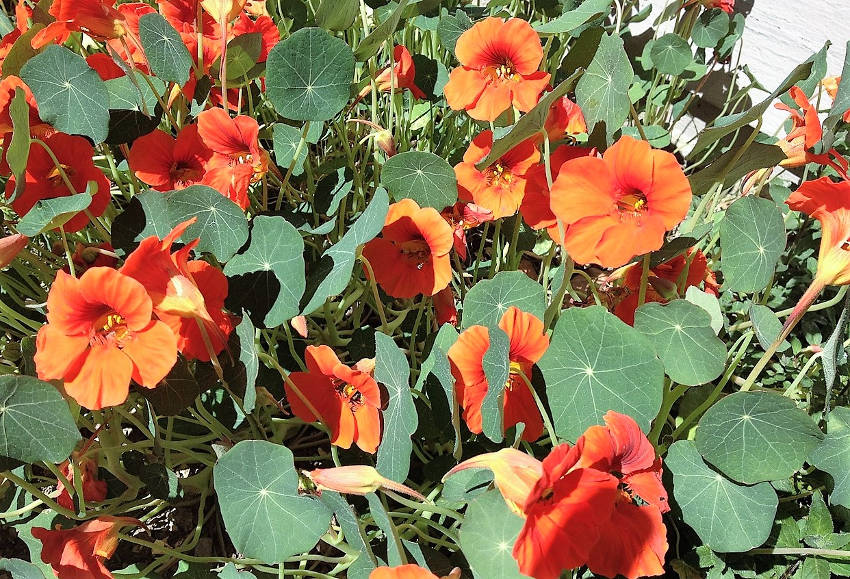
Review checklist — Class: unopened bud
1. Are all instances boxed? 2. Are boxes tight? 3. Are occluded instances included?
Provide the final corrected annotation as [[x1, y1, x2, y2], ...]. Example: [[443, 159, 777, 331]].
[[648, 276, 679, 300], [308, 465, 425, 501], [375, 130, 397, 157], [0, 233, 27, 269]]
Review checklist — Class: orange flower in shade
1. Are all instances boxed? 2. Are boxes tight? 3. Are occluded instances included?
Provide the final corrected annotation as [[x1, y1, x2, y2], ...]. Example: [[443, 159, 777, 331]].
[[308, 465, 425, 500], [359, 45, 426, 100], [549, 135, 692, 268], [822, 76, 850, 123], [55, 453, 107, 510], [455, 130, 540, 220], [543, 96, 587, 143], [86, 53, 126, 80], [32, 516, 140, 579], [444, 17, 550, 121], [361, 199, 455, 299], [197, 107, 270, 210], [521, 145, 595, 244], [440, 201, 493, 260], [370, 565, 461, 579], [32, 0, 128, 48], [433, 286, 458, 326], [128, 126, 213, 191], [285, 345, 382, 453], [448, 306, 549, 442], [5, 133, 112, 233], [0, 76, 46, 136], [34, 267, 177, 410], [445, 411, 668, 579], [613, 248, 718, 325], [774, 86, 849, 179], [121, 219, 236, 362]]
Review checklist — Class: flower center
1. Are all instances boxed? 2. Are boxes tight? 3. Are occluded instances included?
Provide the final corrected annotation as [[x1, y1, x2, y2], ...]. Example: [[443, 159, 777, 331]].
[[92, 312, 130, 346], [332, 378, 365, 410], [616, 190, 648, 216], [398, 238, 431, 269], [487, 163, 513, 187], [488, 61, 517, 82], [170, 163, 202, 187], [47, 164, 74, 188], [504, 360, 526, 391]]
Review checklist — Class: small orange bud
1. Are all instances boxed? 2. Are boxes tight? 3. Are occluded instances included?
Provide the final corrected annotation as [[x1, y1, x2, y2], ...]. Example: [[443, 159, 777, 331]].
[[308, 465, 426, 501], [0, 233, 27, 269], [375, 130, 397, 157], [290, 315, 308, 338]]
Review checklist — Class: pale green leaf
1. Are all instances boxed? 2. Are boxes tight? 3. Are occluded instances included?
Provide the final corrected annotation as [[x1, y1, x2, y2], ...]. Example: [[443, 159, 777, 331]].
[[380, 151, 458, 209], [375, 332, 417, 483]]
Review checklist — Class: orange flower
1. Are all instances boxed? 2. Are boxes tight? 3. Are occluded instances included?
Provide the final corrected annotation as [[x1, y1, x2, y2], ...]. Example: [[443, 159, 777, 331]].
[[444, 17, 550, 121], [549, 135, 692, 268], [433, 286, 458, 326], [613, 248, 718, 325], [120, 219, 235, 362], [543, 96, 587, 142], [308, 465, 425, 500], [361, 199, 454, 298], [129, 126, 213, 191], [197, 107, 269, 209], [33, 0, 128, 47], [55, 453, 107, 510], [370, 565, 461, 579], [87, 53, 126, 80], [5, 132, 112, 233], [774, 86, 848, 179], [0, 76, 46, 136], [455, 130, 540, 219], [440, 201, 493, 261], [32, 516, 140, 579], [359, 45, 426, 100], [34, 267, 178, 410], [822, 76, 850, 123], [285, 345, 382, 453], [447, 306, 549, 442], [520, 144, 595, 243]]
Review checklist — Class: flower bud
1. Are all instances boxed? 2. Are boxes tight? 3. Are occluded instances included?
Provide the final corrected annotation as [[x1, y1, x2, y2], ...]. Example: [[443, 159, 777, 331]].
[[0, 233, 27, 269], [648, 276, 679, 300], [375, 130, 397, 157], [308, 465, 425, 501]]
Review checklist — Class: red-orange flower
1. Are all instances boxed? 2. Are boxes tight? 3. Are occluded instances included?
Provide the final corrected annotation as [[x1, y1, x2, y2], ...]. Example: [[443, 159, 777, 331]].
[[613, 248, 718, 325], [55, 453, 107, 510], [543, 96, 587, 142], [774, 86, 848, 178], [0, 76, 46, 137], [521, 144, 595, 244], [822, 76, 850, 123], [121, 219, 235, 362], [33, 0, 128, 47], [440, 201, 493, 260], [86, 53, 126, 80], [433, 286, 458, 326], [32, 516, 140, 579], [448, 306, 549, 442], [34, 267, 177, 410], [359, 45, 426, 100], [444, 17, 550, 121], [284, 345, 382, 453], [361, 199, 454, 298], [128, 126, 213, 191], [232, 13, 279, 62], [161, 0, 221, 73], [197, 107, 269, 209], [5, 132, 111, 233], [549, 135, 692, 268], [370, 565, 461, 579], [455, 130, 540, 219]]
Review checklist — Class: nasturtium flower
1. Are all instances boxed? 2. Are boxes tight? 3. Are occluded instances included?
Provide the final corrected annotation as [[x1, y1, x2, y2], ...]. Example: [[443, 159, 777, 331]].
[[34, 267, 178, 410], [0, 75, 46, 136], [197, 107, 270, 210], [308, 465, 425, 500], [121, 219, 235, 362], [161, 0, 222, 72], [543, 96, 587, 143], [359, 45, 426, 100], [613, 248, 718, 325], [361, 199, 454, 299], [285, 345, 383, 453], [433, 286, 458, 326], [448, 306, 549, 442], [520, 144, 595, 244], [549, 135, 692, 268], [455, 130, 540, 220], [105, 2, 156, 68], [32, 516, 140, 579], [128, 126, 213, 191], [5, 132, 112, 233], [232, 13, 279, 62], [443, 17, 550, 121], [0, 233, 27, 269], [440, 201, 493, 261], [445, 411, 668, 579], [370, 565, 461, 579], [86, 53, 126, 80], [55, 452, 107, 510], [33, 0, 127, 47], [822, 76, 850, 123]]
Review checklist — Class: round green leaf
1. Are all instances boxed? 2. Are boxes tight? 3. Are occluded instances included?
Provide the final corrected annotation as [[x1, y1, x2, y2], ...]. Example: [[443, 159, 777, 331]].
[[437, 9, 472, 55], [214, 440, 332, 563], [459, 490, 529, 579], [575, 32, 634, 139], [16, 192, 93, 236], [720, 196, 786, 293], [692, 9, 730, 48], [138, 13, 192, 86], [0, 558, 46, 579], [650, 33, 693, 75], [667, 440, 778, 553], [539, 305, 664, 442], [634, 299, 727, 385], [0, 375, 80, 464], [266, 27, 354, 121], [223, 215, 305, 327], [462, 271, 545, 329], [380, 151, 458, 209], [20, 45, 109, 143], [810, 406, 850, 509], [695, 391, 823, 484], [272, 124, 308, 177]]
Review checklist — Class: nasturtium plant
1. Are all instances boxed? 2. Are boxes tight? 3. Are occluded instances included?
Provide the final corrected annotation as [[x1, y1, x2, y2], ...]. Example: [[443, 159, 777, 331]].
[[3, 0, 850, 577]]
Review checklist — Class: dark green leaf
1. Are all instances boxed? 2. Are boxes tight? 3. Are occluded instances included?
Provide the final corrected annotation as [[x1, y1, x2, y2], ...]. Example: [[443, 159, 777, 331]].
[[319, 492, 377, 579], [0, 559, 46, 579], [217, 563, 256, 579], [105, 74, 164, 112], [20, 45, 109, 143], [314, 0, 358, 30], [16, 192, 93, 236], [355, 0, 410, 61], [821, 41, 850, 152], [140, 463, 179, 499], [214, 440, 332, 562], [381, 151, 458, 209], [749, 304, 790, 353], [266, 27, 355, 121], [416, 324, 461, 457], [650, 33, 692, 75], [232, 313, 258, 414], [691, 9, 730, 48], [539, 305, 664, 441], [823, 282, 850, 409], [375, 332, 417, 482], [139, 356, 204, 416], [533, 0, 611, 34], [695, 391, 823, 484], [212, 33, 263, 82], [575, 32, 633, 141], [720, 196, 786, 293], [2, 25, 44, 79], [462, 271, 545, 329], [6, 88, 30, 202], [810, 406, 850, 509], [0, 375, 80, 464], [688, 142, 786, 197], [667, 440, 778, 552], [138, 13, 192, 86]]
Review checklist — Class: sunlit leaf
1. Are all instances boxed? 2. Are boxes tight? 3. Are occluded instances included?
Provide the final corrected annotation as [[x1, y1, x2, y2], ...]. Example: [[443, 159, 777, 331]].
[[462, 271, 545, 329], [138, 13, 192, 86], [375, 332, 417, 483], [16, 192, 92, 236], [533, 0, 611, 34], [650, 33, 693, 75], [480, 327, 510, 443], [575, 32, 633, 141], [720, 196, 786, 293], [459, 490, 529, 579], [381, 151, 458, 209]]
